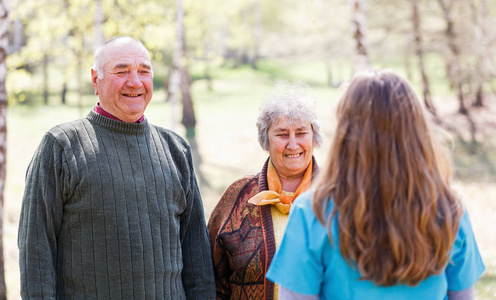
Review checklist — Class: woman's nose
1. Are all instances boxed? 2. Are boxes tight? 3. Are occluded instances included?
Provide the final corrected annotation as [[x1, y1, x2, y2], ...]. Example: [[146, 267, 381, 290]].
[[286, 136, 298, 150]]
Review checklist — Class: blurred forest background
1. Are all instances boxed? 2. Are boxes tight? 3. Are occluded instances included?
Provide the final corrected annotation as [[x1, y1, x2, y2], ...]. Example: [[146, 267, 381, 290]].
[[0, 0, 495, 298]]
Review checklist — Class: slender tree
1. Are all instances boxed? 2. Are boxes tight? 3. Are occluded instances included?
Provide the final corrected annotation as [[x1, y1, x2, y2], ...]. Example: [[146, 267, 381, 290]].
[[180, 67, 196, 138], [251, 1, 263, 69], [470, 0, 488, 107], [167, 0, 198, 134], [437, 0, 478, 146], [437, 0, 467, 114], [349, 0, 371, 72], [93, 0, 104, 50], [169, 0, 208, 186], [167, 0, 183, 130], [42, 52, 49, 104], [0, 0, 8, 298], [411, 0, 437, 116]]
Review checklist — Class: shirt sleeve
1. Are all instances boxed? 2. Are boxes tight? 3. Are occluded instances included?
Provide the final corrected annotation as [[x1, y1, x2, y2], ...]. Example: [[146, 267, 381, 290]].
[[18, 133, 67, 299], [278, 285, 319, 300], [445, 208, 486, 291], [179, 145, 216, 299], [266, 194, 326, 295]]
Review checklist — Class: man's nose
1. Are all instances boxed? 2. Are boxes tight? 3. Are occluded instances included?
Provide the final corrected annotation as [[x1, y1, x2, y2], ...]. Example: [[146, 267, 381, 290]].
[[126, 71, 143, 88]]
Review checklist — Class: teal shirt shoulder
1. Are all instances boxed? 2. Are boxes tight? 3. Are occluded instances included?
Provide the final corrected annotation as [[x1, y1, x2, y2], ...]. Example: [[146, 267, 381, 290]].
[[266, 190, 485, 300]]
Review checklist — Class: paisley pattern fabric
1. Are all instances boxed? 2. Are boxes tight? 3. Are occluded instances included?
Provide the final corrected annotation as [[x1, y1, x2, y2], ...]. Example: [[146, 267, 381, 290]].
[[208, 157, 318, 300]]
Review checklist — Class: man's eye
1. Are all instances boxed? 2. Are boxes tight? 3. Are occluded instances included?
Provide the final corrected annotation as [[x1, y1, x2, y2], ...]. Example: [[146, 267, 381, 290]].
[[297, 132, 308, 136], [276, 134, 288, 137]]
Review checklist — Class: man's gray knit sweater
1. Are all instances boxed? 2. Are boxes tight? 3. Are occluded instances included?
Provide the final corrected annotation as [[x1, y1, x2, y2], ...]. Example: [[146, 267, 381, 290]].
[[18, 110, 215, 299]]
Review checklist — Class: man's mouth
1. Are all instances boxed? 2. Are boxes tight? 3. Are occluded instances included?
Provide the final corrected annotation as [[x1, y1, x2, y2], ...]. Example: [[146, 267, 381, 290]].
[[123, 94, 142, 97], [286, 153, 302, 158]]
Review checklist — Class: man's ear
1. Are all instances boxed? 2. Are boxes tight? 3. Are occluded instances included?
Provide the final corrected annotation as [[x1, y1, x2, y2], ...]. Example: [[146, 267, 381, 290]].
[[91, 69, 99, 95]]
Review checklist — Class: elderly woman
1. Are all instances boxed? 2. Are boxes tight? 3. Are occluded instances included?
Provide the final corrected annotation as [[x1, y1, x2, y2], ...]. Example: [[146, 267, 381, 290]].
[[208, 82, 323, 300]]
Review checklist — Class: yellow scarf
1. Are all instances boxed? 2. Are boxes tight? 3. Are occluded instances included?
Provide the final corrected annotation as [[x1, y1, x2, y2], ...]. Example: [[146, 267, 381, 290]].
[[248, 159, 313, 214]]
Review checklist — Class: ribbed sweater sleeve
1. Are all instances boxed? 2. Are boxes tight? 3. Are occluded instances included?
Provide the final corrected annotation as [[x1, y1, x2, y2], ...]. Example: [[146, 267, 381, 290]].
[[18, 132, 68, 300], [178, 144, 216, 299], [18, 111, 215, 299]]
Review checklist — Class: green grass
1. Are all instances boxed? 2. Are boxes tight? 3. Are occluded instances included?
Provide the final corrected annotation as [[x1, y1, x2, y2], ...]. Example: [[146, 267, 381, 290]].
[[4, 58, 496, 299]]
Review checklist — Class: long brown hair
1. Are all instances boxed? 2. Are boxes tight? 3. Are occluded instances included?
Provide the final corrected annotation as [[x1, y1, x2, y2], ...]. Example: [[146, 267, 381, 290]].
[[312, 70, 463, 286]]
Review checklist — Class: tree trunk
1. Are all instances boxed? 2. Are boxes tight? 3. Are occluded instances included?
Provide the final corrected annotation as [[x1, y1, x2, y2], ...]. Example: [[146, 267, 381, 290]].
[[251, 2, 263, 69], [43, 53, 49, 105], [349, 0, 371, 73], [404, 50, 413, 82], [12, 18, 23, 52], [470, 0, 487, 107], [171, 0, 208, 186], [437, 0, 467, 115], [93, 0, 104, 50], [411, 0, 437, 116], [202, 29, 213, 91], [180, 67, 196, 130], [0, 1, 9, 298], [61, 81, 67, 104], [167, 0, 184, 130], [180, 66, 209, 187]]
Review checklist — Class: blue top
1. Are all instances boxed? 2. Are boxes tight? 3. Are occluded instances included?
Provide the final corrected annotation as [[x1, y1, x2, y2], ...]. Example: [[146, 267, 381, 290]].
[[266, 190, 485, 300]]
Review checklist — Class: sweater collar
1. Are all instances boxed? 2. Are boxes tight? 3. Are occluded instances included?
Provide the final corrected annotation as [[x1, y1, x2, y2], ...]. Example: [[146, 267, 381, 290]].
[[94, 103, 145, 123], [86, 109, 148, 134]]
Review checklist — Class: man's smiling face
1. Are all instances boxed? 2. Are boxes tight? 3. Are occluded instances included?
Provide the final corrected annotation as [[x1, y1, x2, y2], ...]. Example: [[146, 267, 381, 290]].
[[92, 40, 153, 122]]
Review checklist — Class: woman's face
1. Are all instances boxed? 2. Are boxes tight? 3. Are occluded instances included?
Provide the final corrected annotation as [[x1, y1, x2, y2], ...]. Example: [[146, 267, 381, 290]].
[[268, 116, 314, 180]]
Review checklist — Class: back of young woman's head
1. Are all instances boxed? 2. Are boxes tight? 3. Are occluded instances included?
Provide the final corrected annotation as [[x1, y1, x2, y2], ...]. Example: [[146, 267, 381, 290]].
[[313, 69, 463, 286]]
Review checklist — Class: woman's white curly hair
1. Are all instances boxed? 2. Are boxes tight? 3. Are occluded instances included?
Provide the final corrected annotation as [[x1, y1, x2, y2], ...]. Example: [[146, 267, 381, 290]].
[[257, 80, 323, 151]]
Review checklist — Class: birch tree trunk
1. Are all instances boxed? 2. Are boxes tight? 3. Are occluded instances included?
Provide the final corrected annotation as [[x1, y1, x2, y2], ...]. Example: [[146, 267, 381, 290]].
[[350, 0, 371, 73], [93, 0, 104, 50], [0, 0, 9, 297], [170, 0, 207, 186], [437, 0, 467, 114], [43, 53, 49, 104], [470, 0, 488, 107], [251, 2, 263, 69], [167, 0, 184, 131], [437, 0, 477, 146], [180, 67, 196, 134], [61, 81, 67, 104], [12, 18, 22, 52], [411, 0, 437, 116]]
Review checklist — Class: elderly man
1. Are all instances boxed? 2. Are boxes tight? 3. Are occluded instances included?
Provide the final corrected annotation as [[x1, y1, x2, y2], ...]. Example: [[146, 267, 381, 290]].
[[18, 36, 215, 299]]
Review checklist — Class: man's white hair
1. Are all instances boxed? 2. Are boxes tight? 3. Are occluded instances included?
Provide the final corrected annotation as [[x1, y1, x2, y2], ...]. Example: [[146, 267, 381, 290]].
[[92, 36, 153, 80]]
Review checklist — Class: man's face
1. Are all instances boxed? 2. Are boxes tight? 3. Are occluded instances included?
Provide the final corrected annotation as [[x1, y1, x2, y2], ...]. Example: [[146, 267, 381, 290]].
[[91, 42, 153, 122]]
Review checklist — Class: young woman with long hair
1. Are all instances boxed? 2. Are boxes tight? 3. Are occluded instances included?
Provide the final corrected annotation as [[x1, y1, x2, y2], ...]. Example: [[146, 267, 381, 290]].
[[267, 70, 485, 299]]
